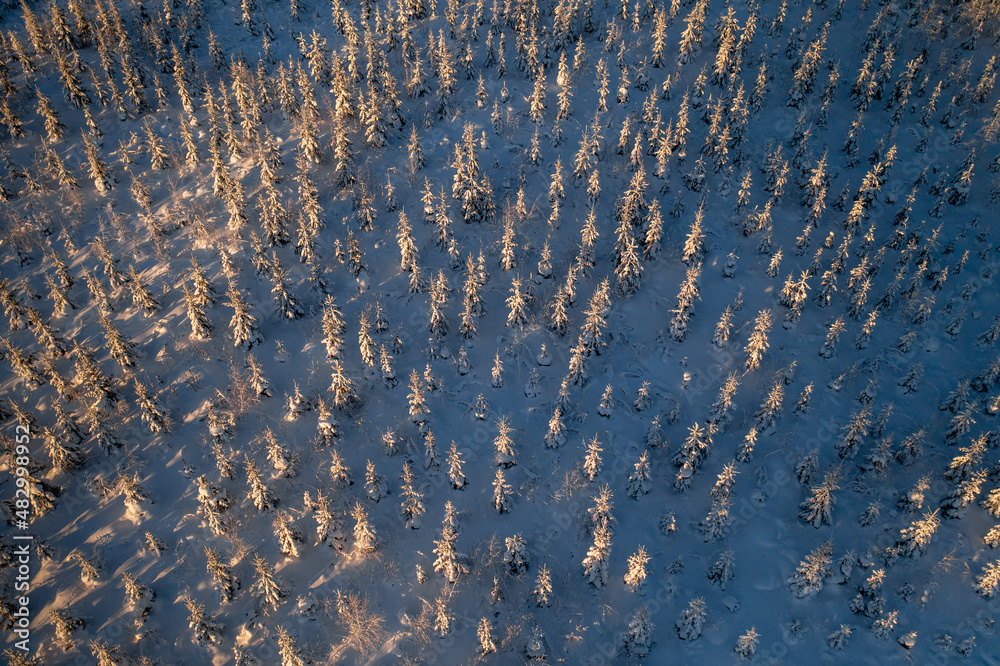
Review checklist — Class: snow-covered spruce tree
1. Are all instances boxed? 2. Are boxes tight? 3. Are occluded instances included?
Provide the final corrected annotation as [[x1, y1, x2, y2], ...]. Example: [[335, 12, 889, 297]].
[[891, 509, 940, 561], [545, 407, 567, 449], [787, 540, 833, 598], [945, 435, 988, 483], [506, 276, 529, 327], [134, 379, 169, 434], [713, 306, 734, 349], [423, 428, 441, 471], [827, 624, 852, 650], [871, 610, 899, 640], [707, 549, 735, 591], [676, 597, 708, 641], [849, 568, 886, 618], [329, 361, 359, 412], [533, 563, 553, 607], [380, 346, 397, 388], [447, 441, 466, 489], [309, 491, 345, 550], [89, 638, 127, 666], [2, 340, 42, 390], [626, 451, 652, 498], [327, 448, 353, 488], [195, 476, 231, 536], [819, 316, 846, 358], [365, 460, 387, 502], [754, 381, 784, 431], [252, 554, 287, 613], [432, 592, 454, 638], [42, 426, 82, 472], [285, 384, 306, 422], [126, 267, 159, 316], [975, 560, 1000, 598], [26, 309, 68, 357], [269, 254, 303, 319], [669, 260, 702, 341], [493, 415, 517, 467], [578, 278, 612, 355], [634, 381, 652, 412], [407, 369, 430, 427], [246, 353, 270, 397], [940, 470, 987, 519], [351, 502, 379, 554], [493, 467, 513, 513], [477, 617, 497, 654], [896, 428, 926, 466], [733, 425, 757, 462], [274, 626, 307, 666], [245, 457, 276, 511], [123, 572, 155, 626], [800, 469, 840, 527], [582, 486, 615, 587], [226, 283, 263, 350], [583, 435, 603, 481], [673, 422, 712, 491], [837, 406, 871, 460], [701, 487, 734, 543], [597, 383, 615, 417], [357, 312, 376, 367], [945, 403, 977, 445], [582, 519, 613, 588], [623, 545, 650, 593], [625, 605, 654, 657], [504, 533, 529, 575], [433, 502, 467, 583], [185, 596, 224, 646], [744, 309, 772, 371]]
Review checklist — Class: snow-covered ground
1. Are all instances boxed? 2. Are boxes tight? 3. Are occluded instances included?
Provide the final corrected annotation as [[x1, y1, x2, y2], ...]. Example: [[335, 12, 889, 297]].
[[1, 0, 1000, 663]]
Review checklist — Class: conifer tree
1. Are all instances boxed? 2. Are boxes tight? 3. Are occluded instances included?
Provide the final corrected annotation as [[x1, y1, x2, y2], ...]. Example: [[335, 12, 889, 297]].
[[477, 617, 497, 654], [83, 131, 112, 193], [626, 451, 652, 498], [408, 368, 430, 426], [583, 516, 613, 588], [252, 554, 287, 612], [788, 540, 832, 598], [364, 459, 388, 502], [975, 560, 1000, 598], [708, 549, 736, 590], [134, 379, 169, 434], [126, 267, 159, 317], [673, 422, 711, 490], [246, 457, 276, 511], [625, 605, 654, 656], [351, 502, 379, 554], [744, 309, 772, 371], [273, 512, 304, 557], [186, 597, 225, 646], [493, 467, 513, 513], [447, 440, 466, 489], [624, 545, 651, 592], [269, 254, 303, 320], [226, 283, 264, 350], [183, 284, 212, 340], [431, 501, 467, 584], [36, 90, 68, 143], [800, 469, 840, 527], [543, 406, 567, 449], [399, 461, 425, 529], [676, 597, 708, 640]]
